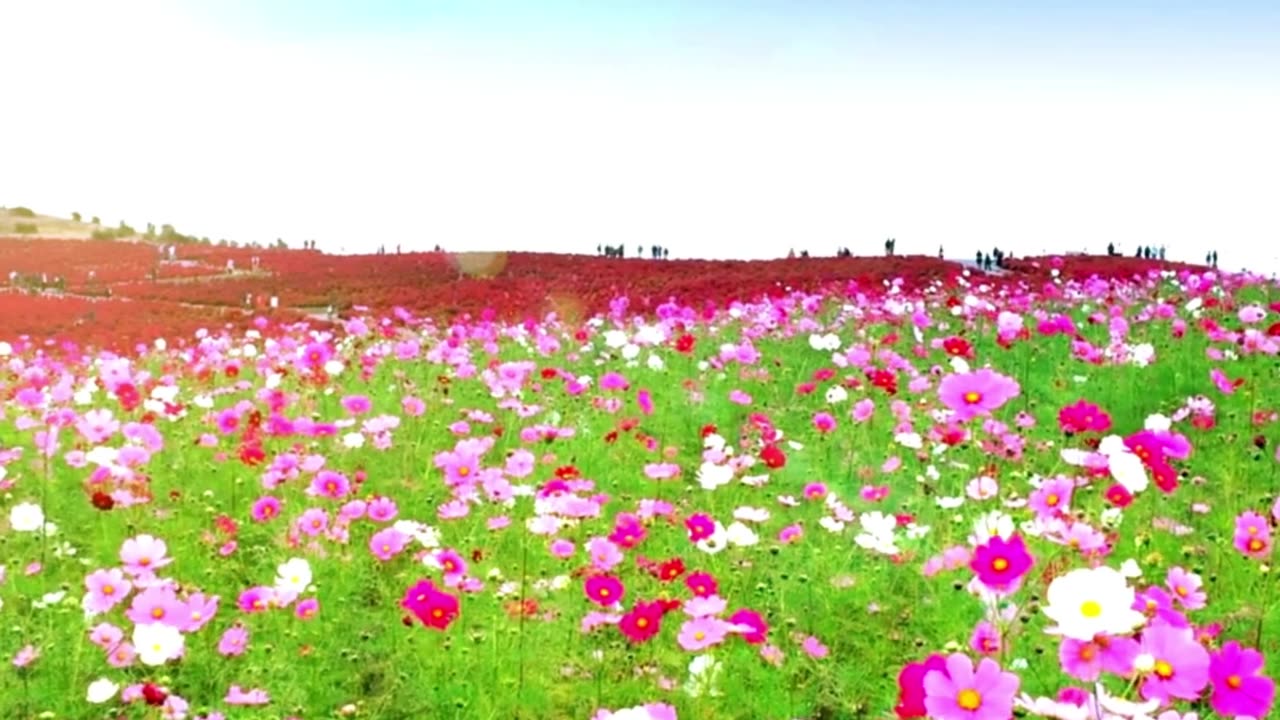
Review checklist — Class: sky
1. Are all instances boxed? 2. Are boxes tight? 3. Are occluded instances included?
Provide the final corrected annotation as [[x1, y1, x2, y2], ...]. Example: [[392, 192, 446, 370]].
[[1, 0, 1277, 270]]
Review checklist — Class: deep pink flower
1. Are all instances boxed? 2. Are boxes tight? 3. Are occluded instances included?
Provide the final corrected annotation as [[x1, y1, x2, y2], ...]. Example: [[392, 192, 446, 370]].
[[970, 534, 1034, 593], [1209, 641, 1275, 718]]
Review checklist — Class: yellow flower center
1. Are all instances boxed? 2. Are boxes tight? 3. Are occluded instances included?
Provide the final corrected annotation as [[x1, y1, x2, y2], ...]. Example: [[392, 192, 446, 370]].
[[963, 391, 982, 404], [1227, 674, 1243, 689], [1248, 538, 1265, 552], [151, 607, 165, 619], [694, 631, 706, 641], [1174, 586, 1188, 597], [458, 466, 470, 477], [1080, 600, 1102, 618], [1046, 494, 1059, 506], [957, 689, 982, 711], [636, 618, 649, 628], [103, 584, 115, 596], [1079, 644, 1096, 661], [599, 588, 610, 597], [991, 557, 1009, 572], [431, 608, 443, 618], [1154, 660, 1175, 679]]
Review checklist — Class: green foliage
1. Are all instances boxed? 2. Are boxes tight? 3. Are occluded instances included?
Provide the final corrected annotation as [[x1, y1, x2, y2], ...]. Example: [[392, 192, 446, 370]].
[[8, 206, 36, 218], [12, 222, 38, 234], [91, 216, 101, 225], [70, 212, 82, 223]]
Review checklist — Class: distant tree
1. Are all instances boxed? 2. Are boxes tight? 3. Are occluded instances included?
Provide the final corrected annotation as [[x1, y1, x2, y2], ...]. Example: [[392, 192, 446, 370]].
[[118, 221, 135, 236], [217, 239, 228, 247], [91, 216, 101, 225], [145, 222, 156, 237], [91, 228, 117, 240], [8, 207, 35, 218], [71, 212, 82, 222]]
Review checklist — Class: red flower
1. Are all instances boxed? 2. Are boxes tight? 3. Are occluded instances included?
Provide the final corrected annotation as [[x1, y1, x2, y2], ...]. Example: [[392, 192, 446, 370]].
[[760, 444, 786, 470], [619, 600, 663, 644]]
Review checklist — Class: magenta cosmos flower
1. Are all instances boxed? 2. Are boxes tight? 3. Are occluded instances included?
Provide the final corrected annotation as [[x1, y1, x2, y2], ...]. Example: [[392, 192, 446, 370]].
[[1209, 641, 1275, 718], [938, 369, 1020, 422], [969, 534, 1034, 593], [923, 653, 1019, 720]]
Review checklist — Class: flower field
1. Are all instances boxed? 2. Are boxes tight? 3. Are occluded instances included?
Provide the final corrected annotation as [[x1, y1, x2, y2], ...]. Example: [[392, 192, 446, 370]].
[[1, 245, 1278, 719]]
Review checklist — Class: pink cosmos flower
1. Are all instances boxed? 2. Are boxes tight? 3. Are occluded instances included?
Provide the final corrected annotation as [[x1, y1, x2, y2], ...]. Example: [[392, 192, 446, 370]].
[[295, 597, 319, 620], [1139, 624, 1210, 703], [225, 685, 270, 705], [251, 496, 282, 522], [366, 496, 397, 522], [120, 535, 172, 576], [218, 625, 249, 656], [923, 653, 1019, 720], [126, 586, 186, 626], [677, 617, 731, 651], [801, 635, 829, 659], [309, 470, 351, 500], [1165, 567, 1207, 610], [938, 369, 1020, 422], [84, 568, 132, 613], [369, 527, 410, 562], [340, 395, 372, 415], [1234, 511, 1272, 558]]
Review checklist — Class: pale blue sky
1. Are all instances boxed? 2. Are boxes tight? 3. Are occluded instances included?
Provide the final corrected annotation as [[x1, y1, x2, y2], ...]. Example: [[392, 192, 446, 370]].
[[2, 1, 1277, 269]]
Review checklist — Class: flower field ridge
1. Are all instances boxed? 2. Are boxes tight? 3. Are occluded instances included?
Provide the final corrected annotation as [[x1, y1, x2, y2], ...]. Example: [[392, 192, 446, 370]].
[[1, 254, 1279, 719]]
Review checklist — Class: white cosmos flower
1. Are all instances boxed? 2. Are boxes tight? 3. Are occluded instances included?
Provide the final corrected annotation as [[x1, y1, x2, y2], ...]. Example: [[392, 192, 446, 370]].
[[9, 502, 44, 532], [724, 522, 758, 547], [895, 432, 923, 450], [274, 558, 313, 596], [1042, 567, 1146, 641], [1144, 414, 1172, 432], [970, 510, 1015, 544], [824, 385, 848, 404], [696, 462, 734, 491], [342, 432, 365, 449], [133, 622, 184, 666], [818, 517, 845, 533], [732, 506, 770, 523], [86, 677, 120, 704], [695, 523, 728, 554]]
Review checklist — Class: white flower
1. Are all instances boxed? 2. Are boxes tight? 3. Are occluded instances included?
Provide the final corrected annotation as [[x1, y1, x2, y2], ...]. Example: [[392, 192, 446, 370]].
[[936, 495, 965, 509], [1119, 559, 1143, 578], [825, 385, 848, 404], [86, 677, 120, 704], [949, 356, 971, 373], [696, 523, 729, 554], [970, 510, 1015, 544], [9, 502, 44, 532], [895, 432, 923, 450], [818, 517, 846, 533], [646, 354, 665, 371], [854, 512, 899, 555], [732, 506, 770, 523], [602, 330, 629, 349], [684, 654, 723, 697], [696, 462, 734, 491], [620, 343, 640, 360], [323, 359, 344, 376], [1144, 414, 1172, 432], [133, 622, 185, 666], [1042, 566, 1146, 640], [724, 522, 758, 547], [0, 341, 10, 356], [1130, 343, 1155, 367], [342, 432, 365, 449], [1108, 452, 1149, 494], [274, 558, 313, 596]]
